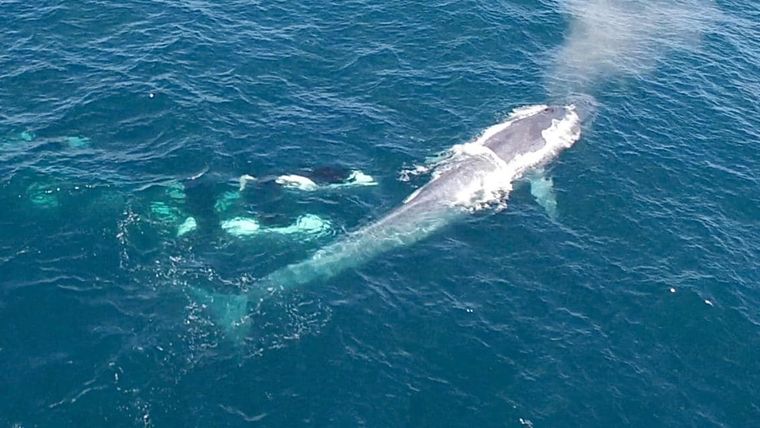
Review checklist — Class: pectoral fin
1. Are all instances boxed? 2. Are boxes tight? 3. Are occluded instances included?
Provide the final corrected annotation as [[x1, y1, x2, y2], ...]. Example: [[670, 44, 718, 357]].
[[528, 170, 558, 220]]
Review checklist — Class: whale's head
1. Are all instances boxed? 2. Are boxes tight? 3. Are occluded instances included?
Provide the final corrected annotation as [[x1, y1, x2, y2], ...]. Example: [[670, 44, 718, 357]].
[[540, 105, 582, 148], [481, 104, 581, 165], [540, 105, 567, 118], [522, 105, 579, 138]]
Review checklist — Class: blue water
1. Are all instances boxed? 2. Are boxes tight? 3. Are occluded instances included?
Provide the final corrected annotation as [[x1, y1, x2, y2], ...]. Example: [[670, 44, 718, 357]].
[[1, 0, 759, 426]]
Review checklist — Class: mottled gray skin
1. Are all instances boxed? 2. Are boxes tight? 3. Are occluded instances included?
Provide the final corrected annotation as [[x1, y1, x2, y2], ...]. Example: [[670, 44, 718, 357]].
[[484, 106, 567, 160], [254, 106, 570, 293]]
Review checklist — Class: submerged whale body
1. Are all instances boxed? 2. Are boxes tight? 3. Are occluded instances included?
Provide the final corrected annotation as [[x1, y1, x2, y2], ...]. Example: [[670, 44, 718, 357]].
[[201, 104, 582, 333]]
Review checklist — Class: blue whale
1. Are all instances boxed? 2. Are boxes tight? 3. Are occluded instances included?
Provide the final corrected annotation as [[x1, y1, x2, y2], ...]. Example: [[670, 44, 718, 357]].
[[200, 104, 582, 333]]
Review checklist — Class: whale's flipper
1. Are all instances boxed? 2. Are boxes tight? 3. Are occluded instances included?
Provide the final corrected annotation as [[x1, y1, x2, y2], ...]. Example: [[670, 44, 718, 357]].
[[528, 170, 558, 220], [189, 286, 250, 342]]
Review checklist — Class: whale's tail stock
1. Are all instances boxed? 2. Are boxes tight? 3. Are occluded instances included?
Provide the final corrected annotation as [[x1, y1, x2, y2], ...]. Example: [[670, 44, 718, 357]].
[[192, 206, 455, 340], [189, 286, 252, 343]]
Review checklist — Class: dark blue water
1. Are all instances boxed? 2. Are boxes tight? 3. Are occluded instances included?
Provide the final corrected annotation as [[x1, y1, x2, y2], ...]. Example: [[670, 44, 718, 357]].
[[1, 0, 759, 426]]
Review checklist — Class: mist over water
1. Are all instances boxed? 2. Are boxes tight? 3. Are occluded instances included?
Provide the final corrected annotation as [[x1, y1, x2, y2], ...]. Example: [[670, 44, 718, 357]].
[[546, 0, 721, 99]]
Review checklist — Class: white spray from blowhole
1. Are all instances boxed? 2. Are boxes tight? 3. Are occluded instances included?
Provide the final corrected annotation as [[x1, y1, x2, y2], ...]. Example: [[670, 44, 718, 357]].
[[546, 0, 722, 110]]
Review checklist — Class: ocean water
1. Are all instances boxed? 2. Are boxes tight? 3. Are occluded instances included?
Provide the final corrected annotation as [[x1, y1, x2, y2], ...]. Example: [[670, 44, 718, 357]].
[[1, 0, 759, 426]]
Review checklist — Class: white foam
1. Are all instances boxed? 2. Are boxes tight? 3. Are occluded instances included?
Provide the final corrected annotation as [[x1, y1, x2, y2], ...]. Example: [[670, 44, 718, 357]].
[[325, 170, 378, 189], [398, 164, 431, 182], [238, 174, 256, 191], [344, 170, 376, 186], [276, 170, 377, 191]]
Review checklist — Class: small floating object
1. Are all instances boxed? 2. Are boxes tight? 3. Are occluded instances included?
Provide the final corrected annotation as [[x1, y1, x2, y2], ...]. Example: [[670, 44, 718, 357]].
[[149, 93, 155, 98], [704, 299, 713, 306], [66, 136, 91, 148], [669, 288, 676, 293]]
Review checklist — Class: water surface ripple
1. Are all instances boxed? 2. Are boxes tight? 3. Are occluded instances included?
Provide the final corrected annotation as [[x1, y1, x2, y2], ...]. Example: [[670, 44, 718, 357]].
[[1, 0, 759, 426]]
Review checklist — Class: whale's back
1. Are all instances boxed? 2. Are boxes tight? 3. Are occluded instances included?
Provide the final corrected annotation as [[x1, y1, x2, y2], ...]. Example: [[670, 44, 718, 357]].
[[483, 106, 566, 162]]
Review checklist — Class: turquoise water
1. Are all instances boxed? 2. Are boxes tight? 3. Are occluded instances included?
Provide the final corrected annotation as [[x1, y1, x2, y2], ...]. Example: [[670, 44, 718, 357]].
[[1, 0, 759, 426]]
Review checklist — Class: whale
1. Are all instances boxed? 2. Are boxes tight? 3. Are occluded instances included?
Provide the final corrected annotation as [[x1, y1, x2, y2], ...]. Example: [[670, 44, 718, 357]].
[[198, 104, 582, 333]]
